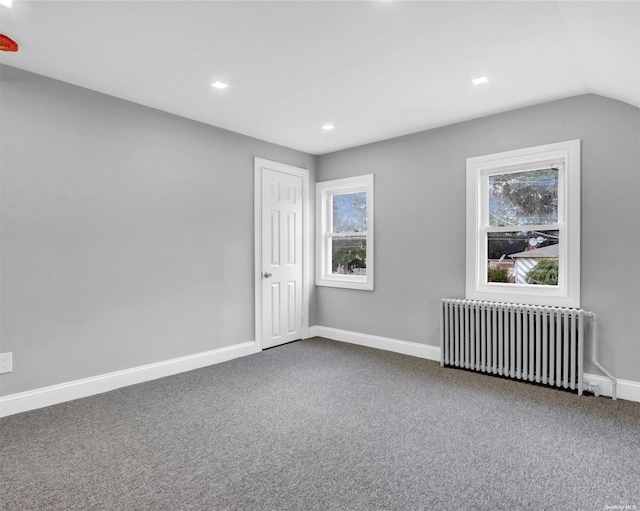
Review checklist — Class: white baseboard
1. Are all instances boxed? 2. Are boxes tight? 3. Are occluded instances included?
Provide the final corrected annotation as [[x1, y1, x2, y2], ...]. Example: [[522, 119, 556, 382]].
[[3, 332, 637, 417], [0, 341, 260, 418], [308, 325, 441, 362], [309, 325, 640, 403], [582, 373, 640, 402]]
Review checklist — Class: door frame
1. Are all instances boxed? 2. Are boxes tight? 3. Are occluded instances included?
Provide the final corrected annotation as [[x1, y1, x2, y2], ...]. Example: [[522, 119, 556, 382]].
[[254, 158, 310, 350]]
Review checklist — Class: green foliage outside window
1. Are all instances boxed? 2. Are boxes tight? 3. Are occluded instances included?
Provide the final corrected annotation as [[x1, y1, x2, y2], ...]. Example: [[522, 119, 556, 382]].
[[487, 266, 511, 283], [332, 238, 366, 274], [525, 258, 559, 285]]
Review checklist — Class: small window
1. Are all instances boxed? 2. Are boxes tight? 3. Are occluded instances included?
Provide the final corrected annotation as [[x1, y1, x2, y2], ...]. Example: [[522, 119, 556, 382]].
[[466, 140, 580, 307], [316, 175, 374, 290]]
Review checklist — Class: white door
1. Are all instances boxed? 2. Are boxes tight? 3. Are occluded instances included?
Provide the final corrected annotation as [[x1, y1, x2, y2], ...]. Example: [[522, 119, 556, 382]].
[[258, 163, 304, 349]]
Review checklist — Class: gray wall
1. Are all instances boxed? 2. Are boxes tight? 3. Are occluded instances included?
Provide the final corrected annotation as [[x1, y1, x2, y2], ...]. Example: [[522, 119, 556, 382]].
[[0, 65, 316, 396], [316, 94, 640, 383], [2, 64, 638, 397]]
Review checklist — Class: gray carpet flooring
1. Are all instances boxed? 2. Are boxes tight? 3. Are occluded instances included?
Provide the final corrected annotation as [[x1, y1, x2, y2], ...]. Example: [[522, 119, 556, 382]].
[[1, 337, 639, 511]]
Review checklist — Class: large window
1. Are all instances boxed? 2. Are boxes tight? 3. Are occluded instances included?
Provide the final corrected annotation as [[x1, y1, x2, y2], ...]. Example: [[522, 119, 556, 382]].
[[316, 175, 374, 290], [466, 140, 580, 307]]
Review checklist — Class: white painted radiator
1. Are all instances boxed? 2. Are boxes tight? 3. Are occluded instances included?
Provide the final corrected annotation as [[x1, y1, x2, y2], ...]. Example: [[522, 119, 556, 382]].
[[440, 299, 586, 395]]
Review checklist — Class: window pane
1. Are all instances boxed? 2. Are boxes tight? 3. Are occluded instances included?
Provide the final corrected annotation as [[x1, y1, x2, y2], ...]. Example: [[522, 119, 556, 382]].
[[487, 230, 559, 285], [332, 192, 367, 233], [488, 168, 558, 226], [331, 236, 367, 275]]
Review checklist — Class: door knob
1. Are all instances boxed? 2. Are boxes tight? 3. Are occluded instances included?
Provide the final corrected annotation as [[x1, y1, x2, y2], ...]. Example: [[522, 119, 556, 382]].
[[264, 272, 273, 278]]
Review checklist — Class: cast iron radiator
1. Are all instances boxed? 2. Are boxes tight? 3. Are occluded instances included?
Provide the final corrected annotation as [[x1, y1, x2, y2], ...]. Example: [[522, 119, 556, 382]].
[[440, 298, 587, 394]]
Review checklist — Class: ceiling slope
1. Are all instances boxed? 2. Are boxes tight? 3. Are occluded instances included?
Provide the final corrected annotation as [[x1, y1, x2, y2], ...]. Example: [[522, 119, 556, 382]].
[[1, 1, 638, 154]]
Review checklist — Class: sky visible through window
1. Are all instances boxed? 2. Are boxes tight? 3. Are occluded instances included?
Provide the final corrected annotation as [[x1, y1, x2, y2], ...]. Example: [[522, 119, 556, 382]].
[[331, 192, 367, 275], [489, 168, 558, 226], [332, 192, 367, 233]]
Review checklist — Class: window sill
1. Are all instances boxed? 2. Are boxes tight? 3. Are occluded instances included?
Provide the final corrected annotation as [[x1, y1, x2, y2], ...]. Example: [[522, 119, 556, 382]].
[[316, 276, 374, 291]]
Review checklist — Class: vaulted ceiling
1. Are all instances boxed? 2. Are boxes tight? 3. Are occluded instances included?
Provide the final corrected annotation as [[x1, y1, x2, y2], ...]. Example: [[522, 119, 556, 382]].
[[1, 1, 638, 155]]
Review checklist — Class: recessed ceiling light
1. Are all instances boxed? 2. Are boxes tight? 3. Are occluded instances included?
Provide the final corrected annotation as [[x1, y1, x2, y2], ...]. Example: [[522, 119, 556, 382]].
[[322, 125, 335, 131], [471, 76, 489, 85], [211, 81, 228, 90], [0, 0, 13, 7]]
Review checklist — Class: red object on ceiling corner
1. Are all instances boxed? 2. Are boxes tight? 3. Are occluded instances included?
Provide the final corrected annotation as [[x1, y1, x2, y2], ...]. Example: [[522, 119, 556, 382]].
[[0, 34, 19, 52]]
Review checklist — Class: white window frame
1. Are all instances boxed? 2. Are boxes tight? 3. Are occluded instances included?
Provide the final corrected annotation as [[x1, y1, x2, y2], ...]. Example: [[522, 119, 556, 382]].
[[316, 175, 374, 291], [466, 140, 581, 308]]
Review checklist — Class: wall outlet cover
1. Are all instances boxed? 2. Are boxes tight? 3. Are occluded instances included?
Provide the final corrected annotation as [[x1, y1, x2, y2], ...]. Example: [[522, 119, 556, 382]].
[[0, 353, 13, 373]]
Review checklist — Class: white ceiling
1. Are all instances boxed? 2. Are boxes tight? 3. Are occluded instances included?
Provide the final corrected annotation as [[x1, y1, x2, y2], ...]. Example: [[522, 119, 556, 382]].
[[1, 1, 638, 155]]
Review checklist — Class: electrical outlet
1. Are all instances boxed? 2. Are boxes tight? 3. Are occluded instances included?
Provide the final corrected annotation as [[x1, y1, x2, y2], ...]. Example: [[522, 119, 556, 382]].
[[0, 353, 12, 374]]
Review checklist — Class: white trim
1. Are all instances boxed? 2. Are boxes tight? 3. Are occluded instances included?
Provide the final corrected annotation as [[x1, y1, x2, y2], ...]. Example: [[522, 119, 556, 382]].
[[3, 338, 636, 419], [308, 327, 640, 403], [254, 158, 310, 349], [0, 342, 260, 418], [583, 374, 640, 402], [308, 325, 440, 361], [316, 175, 374, 291], [466, 140, 581, 308]]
